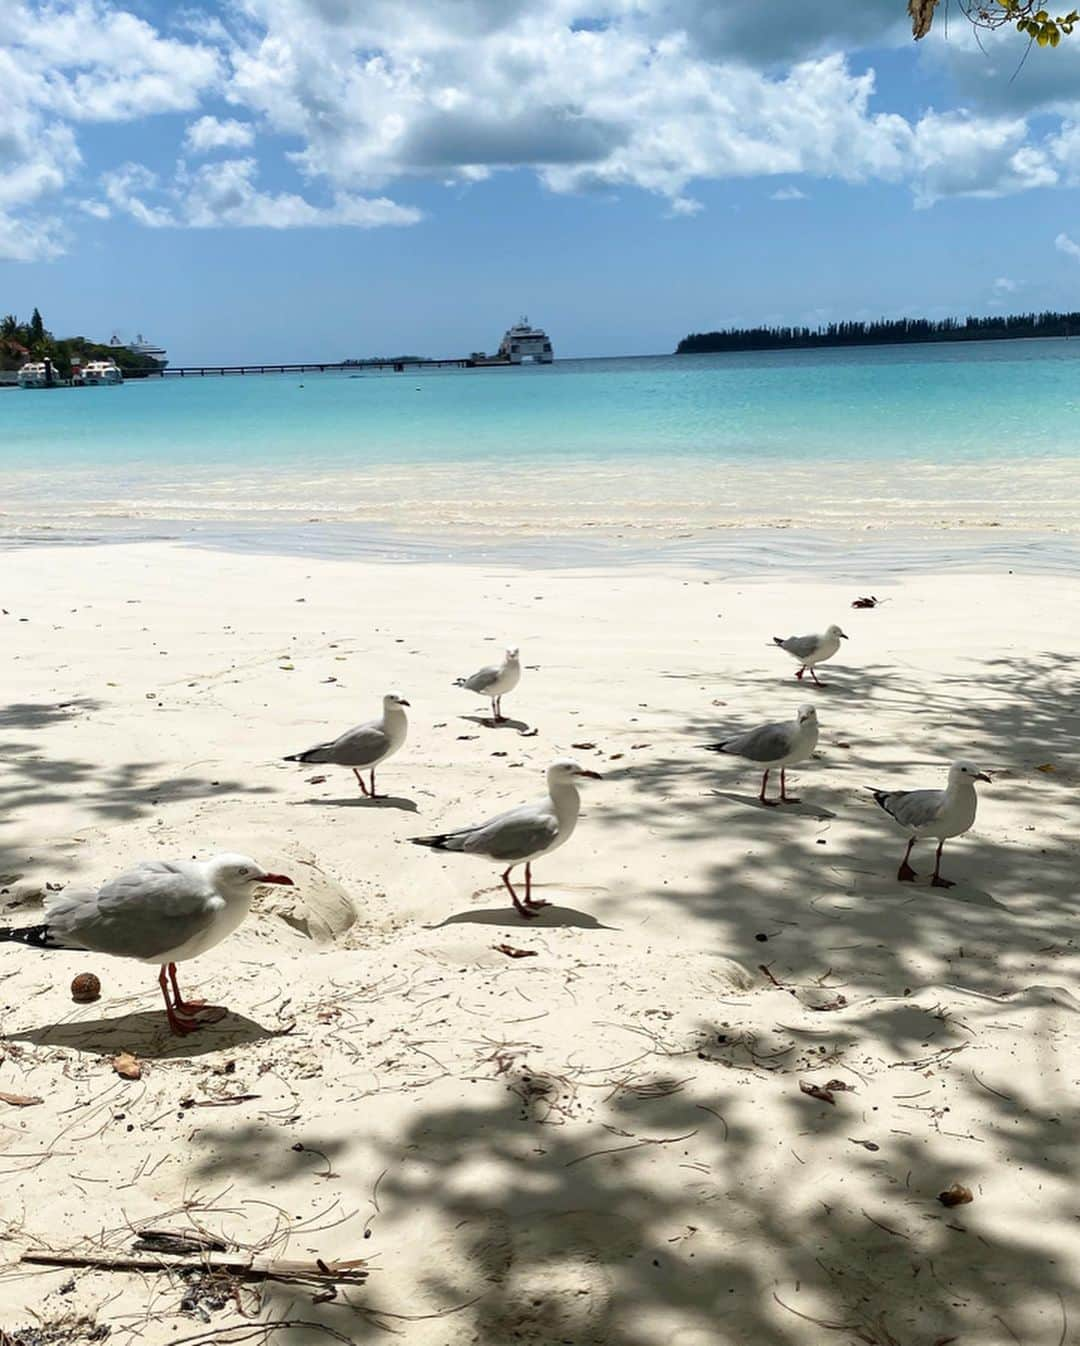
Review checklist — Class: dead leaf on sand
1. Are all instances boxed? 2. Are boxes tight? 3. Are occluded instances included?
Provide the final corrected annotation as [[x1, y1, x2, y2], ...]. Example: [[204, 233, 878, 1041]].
[[938, 1184, 973, 1208], [0, 1092, 43, 1107], [799, 1080, 836, 1105], [495, 944, 538, 959], [112, 1053, 142, 1080]]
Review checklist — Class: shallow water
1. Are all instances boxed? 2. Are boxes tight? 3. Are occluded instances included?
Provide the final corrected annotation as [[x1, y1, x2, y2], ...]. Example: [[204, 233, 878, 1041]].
[[2, 342, 1079, 541]]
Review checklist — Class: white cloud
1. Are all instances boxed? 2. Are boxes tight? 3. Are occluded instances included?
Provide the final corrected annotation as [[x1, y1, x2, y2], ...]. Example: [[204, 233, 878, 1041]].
[[77, 198, 111, 219], [0, 211, 68, 261], [5, 0, 220, 122], [94, 156, 422, 231], [992, 275, 1018, 292], [910, 110, 1057, 206], [7, 0, 1080, 260], [1055, 231, 1080, 261], [101, 163, 175, 227], [184, 115, 256, 154], [667, 195, 703, 216]]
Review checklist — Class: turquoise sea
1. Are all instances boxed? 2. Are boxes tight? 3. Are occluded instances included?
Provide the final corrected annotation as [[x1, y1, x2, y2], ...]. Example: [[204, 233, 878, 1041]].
[[2, 341, 1080, 554]]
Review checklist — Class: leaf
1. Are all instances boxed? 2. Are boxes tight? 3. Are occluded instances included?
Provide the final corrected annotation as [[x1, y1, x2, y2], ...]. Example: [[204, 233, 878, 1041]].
[[112, 1053, 142, 1080], [938, 1183, 973, 1207], [1036, 762, 1056, 773], [494, 943, 539, 959], [908, 0, 940, 40], [799, 1080, 835, 1105], [0, 1092, 43, 1107]]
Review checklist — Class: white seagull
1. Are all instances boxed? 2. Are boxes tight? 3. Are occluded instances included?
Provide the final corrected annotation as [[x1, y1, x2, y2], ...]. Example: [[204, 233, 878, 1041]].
[[455, 647, 521, 723], [284, 691, 409, 797], [702, 704, 819, 804], [870, 760, 990, 887], [773, 624, 847, 686], [0, 854, 294, 1035], [410, 758, 601, 917]]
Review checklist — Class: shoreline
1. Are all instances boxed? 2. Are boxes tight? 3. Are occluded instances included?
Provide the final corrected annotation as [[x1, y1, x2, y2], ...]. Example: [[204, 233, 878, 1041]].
[[1, 521, 1079, 576]]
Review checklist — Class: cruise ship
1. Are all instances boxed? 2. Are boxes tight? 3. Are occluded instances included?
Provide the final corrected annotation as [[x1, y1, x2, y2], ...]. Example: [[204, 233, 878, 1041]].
[[497, 318, 553, 364], [111, 332, 169, 368]]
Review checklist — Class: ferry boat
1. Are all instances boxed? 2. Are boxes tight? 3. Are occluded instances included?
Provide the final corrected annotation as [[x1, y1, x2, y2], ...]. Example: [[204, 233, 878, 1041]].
[[17, 358, 59, 388], [74, 358, 123, 385], [497, 318, 553, 364], [111, 332, 169, 368]]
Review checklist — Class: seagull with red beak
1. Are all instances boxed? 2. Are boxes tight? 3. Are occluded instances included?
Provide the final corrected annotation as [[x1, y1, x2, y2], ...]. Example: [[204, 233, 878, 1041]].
[[870, 761, 991, 887], [411, 759, 602, 917], [0, 854, 293, 1034]]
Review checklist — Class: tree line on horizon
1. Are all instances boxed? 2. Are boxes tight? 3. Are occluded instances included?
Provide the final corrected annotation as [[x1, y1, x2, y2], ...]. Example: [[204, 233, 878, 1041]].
[[0, 309, 159, 376], [676, 310, 1080, 354]]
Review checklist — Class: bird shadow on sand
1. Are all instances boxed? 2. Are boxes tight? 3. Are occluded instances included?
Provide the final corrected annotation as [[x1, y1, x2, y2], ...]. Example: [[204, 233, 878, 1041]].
[[293, 794, 419, 812], [708, 790, 836, 819], [460, 714, 532, 732], [8, 1008, 282, 1059], [885, 877, 1012, 911], [429, 903, 616, 931]]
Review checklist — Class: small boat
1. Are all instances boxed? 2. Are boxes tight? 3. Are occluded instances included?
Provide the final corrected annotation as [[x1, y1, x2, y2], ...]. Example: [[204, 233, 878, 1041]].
[[75, 358, 123, 386], [17, 359, 59, 389]]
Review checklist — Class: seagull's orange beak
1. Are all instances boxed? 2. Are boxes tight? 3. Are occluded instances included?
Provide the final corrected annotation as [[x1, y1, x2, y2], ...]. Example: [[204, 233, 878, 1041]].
[[259, 872, 295, 885]]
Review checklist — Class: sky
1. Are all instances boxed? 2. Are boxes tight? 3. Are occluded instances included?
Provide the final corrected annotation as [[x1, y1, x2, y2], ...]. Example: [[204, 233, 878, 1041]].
[[4, 0, 1080, 362]]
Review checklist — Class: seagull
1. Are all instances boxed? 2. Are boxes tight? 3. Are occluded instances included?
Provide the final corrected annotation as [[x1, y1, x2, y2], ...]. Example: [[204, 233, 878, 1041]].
[[455, 647, 520, 723], [284, 691, 409, 797], [0, 854, 293, 1035], [870, 760, 991, 887], [410, 758, 601, 917], [773, 624, 847, 686], [702, 704, 819, 804]]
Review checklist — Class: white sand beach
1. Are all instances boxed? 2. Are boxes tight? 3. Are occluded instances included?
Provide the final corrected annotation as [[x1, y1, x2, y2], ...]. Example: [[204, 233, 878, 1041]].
[[1, 541, 1077, 1346]]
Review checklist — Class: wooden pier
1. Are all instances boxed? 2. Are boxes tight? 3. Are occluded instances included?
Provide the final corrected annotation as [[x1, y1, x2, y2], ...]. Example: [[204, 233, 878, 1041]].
[[145, 356, 510, 378]]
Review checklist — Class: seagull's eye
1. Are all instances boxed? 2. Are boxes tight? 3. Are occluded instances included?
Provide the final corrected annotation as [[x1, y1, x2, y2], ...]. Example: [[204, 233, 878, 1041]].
[[238, 866, 249, 876]]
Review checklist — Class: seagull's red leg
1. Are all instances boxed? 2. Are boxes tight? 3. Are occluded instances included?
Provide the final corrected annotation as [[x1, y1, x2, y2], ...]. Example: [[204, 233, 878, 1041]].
[[930, 841, 955, 888], [795, 666, 805, 681], [166, 962, 228, 1024], [353, 768, 370, 796], [523, 859, 549, 910], [168, 961, 205, 1014], [759, 769, 779, 806], [369, 768, 381, 798], [158, 965, 200, 1035], [897, 838, 918, 882], [501, 866, 535, 918], [809, 667, 824, 687], [779, 769, 800, 804]]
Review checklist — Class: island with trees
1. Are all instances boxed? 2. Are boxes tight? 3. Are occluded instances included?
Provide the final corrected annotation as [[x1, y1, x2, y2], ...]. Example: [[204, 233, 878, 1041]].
[[0, 309, 160, 379], [676, 310, 1080, 355]]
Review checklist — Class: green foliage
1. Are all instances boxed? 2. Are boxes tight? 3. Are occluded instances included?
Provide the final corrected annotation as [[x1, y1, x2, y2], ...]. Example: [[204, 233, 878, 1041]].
[[0, 308, 160, 375], [676, 310, 1080, 354], [915, 0, 1080, 44]]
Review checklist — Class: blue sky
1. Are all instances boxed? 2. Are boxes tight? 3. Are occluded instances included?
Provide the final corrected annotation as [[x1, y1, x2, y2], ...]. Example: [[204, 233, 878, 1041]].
[[4, 0, 1080, 362]]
